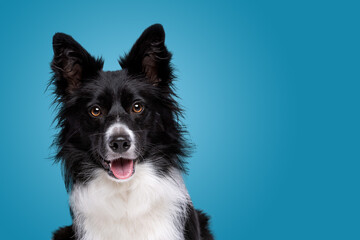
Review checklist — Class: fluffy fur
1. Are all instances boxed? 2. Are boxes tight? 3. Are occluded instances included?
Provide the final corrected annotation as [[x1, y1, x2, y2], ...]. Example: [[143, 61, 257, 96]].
[[71, 165, 189, 240], [50, 24, 213, 240]]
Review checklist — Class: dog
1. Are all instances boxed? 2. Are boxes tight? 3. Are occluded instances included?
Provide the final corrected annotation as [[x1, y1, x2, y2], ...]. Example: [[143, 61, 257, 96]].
[[50, 24, 214, 240]]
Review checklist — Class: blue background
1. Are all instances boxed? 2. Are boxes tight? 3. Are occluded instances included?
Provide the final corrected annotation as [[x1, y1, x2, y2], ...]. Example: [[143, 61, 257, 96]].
[[0, 0, 359, 239]]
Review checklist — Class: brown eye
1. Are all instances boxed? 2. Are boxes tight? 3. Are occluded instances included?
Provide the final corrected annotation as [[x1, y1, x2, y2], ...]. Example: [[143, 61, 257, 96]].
[[132, 102, 144, 113], [90, 106, 102, 117]]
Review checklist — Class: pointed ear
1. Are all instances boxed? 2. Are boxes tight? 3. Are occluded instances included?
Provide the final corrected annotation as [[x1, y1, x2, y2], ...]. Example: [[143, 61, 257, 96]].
[[119, 24, 173, 86], [51, 33, 103, 96]]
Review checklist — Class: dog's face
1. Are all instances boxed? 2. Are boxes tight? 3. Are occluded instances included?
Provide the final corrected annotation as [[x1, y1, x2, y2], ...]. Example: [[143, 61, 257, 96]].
[[69, 70, 162, 181], [51, 25, 187, 187]]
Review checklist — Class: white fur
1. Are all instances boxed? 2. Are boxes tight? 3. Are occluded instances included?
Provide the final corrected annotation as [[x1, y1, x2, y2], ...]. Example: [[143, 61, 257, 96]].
[[70, 162, 190, 240]]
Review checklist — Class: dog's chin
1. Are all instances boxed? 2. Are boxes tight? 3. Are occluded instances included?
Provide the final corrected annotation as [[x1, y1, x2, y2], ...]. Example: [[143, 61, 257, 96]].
[[102, 158, 137, 182]]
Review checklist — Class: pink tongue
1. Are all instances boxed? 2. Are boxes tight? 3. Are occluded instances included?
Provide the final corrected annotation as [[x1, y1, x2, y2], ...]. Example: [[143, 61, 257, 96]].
[[110, 159, 134, 179]]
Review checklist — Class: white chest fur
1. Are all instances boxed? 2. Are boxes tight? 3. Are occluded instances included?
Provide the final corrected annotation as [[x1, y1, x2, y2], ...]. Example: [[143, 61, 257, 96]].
[[70, 163, 190, 240]]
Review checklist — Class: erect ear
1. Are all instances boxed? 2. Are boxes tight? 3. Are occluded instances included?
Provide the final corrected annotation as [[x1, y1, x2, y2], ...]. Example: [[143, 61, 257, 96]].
[[51, 33, 103, 96], [119, 24, 173, 86]]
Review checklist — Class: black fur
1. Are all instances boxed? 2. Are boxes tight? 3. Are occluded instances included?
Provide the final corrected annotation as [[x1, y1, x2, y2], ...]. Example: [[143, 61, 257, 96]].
[[52, 226, 75, 240], [50, 24, 213, 239]]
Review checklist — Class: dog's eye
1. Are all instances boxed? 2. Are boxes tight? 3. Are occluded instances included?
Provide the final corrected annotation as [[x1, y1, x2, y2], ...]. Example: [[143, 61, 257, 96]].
[[90, 106, 102, 117], [132, 102, 144, 113]]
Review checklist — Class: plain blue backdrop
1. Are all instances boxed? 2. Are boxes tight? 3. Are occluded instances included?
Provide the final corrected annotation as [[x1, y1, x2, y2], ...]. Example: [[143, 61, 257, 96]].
[[0, 0, 359, 239]]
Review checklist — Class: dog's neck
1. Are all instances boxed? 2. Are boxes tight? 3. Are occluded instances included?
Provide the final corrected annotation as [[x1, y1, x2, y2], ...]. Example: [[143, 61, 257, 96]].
[[70, 163, 190, 240]]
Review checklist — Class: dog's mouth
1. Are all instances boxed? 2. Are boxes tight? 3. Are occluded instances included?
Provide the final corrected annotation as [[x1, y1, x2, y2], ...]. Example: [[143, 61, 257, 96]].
[[103, 158, 136, 180]]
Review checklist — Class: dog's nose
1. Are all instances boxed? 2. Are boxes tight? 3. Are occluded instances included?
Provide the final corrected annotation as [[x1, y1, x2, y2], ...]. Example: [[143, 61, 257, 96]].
[[109, 135, 131, 153]]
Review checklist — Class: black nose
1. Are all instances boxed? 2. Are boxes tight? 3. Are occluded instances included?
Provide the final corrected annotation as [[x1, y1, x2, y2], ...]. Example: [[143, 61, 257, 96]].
[[109, 135, 131, 153]]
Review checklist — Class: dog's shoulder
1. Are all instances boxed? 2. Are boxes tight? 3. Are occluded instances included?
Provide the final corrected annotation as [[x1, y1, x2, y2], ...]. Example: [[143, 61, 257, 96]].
[[52, 225, 75, 240], [184, 206, 214, 240]]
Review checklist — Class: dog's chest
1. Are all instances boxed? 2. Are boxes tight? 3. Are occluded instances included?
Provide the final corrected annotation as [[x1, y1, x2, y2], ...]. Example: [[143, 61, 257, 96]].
[[70, 164, 189, 240]]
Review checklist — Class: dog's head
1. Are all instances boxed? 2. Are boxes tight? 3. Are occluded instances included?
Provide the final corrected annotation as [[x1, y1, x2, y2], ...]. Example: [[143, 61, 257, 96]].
[[50, 24, 188, 189]]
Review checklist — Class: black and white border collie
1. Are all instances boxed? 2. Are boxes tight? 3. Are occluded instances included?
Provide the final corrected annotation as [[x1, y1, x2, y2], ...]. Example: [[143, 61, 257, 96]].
[[50, 24, 214, 240]]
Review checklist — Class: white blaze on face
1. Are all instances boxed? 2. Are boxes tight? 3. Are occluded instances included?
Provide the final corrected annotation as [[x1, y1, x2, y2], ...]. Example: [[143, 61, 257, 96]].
[[105, 123, 137, 161]]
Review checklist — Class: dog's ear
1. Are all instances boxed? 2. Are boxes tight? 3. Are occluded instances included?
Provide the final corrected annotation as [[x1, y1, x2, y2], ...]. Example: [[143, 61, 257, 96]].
[[119, 24, 173, 86], [51, 33, 103, 96]]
